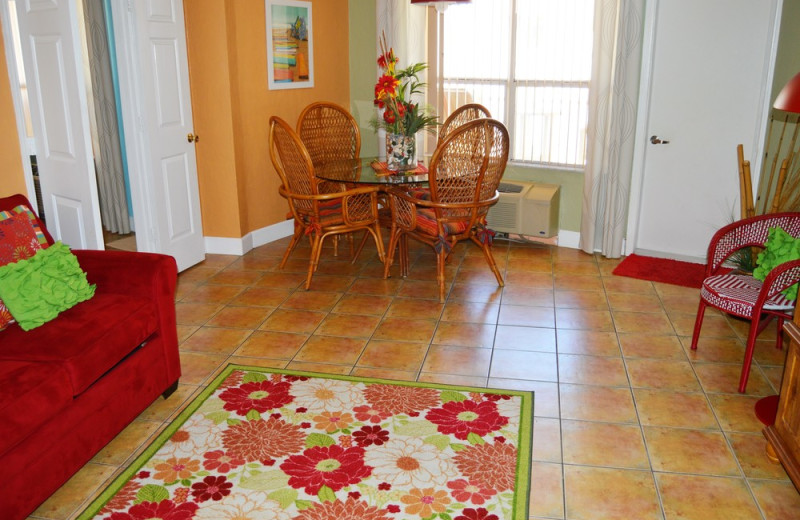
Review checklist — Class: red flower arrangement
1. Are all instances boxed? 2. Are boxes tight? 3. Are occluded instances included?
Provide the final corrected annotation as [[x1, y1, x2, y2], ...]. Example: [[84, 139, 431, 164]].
[[372, 32, 438, 137]]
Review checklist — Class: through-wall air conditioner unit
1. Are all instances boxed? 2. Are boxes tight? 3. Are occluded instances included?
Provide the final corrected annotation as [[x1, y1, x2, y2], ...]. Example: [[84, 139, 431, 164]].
[[487, 181, 560, 238]]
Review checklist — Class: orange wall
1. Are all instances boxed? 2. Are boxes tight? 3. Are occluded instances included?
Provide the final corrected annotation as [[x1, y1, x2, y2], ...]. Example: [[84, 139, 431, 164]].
[[0, 26, 27, 198], [185, 0, 351, 238], [184, 1, 241, 238]]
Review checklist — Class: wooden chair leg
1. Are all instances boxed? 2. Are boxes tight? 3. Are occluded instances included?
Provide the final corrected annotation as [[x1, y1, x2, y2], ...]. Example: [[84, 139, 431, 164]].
[[372, 223, 385, 263], [383, 227, 400, 279], [280, 222, 304, 269], [690, 300, 708, 350], [352, 230, 370, 264], [437, 250, 446, 303], [305, 233, 323, 290], [361, 226, 385, 265], [472, 235, 504, 286], [400, 234, 409, 278]]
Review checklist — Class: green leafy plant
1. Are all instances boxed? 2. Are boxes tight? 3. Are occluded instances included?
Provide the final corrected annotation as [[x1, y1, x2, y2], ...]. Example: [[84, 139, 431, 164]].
[[371, 34, 438, 137]]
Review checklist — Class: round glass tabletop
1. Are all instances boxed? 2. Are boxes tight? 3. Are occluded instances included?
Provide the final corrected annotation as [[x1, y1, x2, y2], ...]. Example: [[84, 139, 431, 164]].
[[315, 158, 429, 185]]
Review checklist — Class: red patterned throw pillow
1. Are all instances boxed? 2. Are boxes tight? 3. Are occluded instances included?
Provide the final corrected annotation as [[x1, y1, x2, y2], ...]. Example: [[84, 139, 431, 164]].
[[0, 210, 48, 330]]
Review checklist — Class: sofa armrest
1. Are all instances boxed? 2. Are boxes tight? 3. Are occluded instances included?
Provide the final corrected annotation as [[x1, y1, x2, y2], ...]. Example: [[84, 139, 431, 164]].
[[73, 249, 177, 298], [73, 249, 180, 384]]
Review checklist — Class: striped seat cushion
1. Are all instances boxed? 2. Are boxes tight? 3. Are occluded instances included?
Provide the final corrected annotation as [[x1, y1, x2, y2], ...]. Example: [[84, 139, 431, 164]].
[[701, 273, 795, 317], [405, 188, 470, 237], [415, 209, 470, 237], [297, 198, 344, 228]]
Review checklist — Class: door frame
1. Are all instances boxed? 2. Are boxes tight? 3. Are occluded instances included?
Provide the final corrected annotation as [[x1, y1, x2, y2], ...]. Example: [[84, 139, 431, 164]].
[[624, 0, 783, 257], [108, 0, 156, 252], [0, 0, 159, 252], [0, 1, 40, 213]]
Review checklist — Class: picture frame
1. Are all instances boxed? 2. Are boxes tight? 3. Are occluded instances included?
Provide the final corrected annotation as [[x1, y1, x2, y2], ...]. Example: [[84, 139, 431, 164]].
[[265, 0, 314, 90]]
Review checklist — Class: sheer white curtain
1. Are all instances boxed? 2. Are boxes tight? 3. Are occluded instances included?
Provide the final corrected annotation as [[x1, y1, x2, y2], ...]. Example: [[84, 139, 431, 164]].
[[579, 0, 644, 257], [375, 0, 427, 158], [82, 0, 130, 234]]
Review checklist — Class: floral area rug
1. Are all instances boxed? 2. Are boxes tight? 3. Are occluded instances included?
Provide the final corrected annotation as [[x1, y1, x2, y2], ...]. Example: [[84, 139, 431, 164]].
[[79, 364, 534, 520]]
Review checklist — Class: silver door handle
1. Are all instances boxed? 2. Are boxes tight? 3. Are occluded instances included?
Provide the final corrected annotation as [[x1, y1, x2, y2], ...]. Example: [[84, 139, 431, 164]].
[[650, 135, 670, 145]]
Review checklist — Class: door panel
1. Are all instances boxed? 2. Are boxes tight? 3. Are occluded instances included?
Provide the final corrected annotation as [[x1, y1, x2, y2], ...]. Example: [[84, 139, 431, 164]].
[[15, 0, 102, 249], [152, 40, 182, 125], [631, 0, 777, 261], [162, 154, 193, 238], [135, 0, 204, 271]]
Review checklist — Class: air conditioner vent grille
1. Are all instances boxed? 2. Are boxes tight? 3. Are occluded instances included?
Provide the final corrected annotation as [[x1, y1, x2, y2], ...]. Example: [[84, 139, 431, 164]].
[[488, 202, 518, 229], [498, 182, 524, 193]]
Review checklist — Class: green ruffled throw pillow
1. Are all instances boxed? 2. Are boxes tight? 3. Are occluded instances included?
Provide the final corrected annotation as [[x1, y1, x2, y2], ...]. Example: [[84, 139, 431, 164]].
[[753, 226, 800, 301], [0, 241, 95, 331]]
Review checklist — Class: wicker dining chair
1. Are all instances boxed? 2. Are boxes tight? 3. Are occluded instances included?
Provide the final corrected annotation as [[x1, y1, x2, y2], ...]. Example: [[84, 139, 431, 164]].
[[690, 212, 800, 393], [269, 116, 385, 289], [297, 101, 363, 256], [297, 101, 361, 170], [383, 118, 510, 302], [438, 103, 491, 145]]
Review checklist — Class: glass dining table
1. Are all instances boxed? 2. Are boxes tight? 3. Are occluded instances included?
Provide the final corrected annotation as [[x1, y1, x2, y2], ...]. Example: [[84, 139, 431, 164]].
[[315, 157, 429, 186]]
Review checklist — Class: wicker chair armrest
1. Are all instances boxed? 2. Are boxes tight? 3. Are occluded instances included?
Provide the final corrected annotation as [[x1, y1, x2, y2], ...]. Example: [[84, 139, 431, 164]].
[[756, 259, 800, 310], [384, 187, 418, 230], [278, 184, 380, 226], [706, 212, 800, 275], [278, 184, 379, 202]]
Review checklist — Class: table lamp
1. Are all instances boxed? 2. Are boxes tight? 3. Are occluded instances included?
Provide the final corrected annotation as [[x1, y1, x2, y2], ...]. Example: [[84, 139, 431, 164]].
[[410, 0, 471, 12]]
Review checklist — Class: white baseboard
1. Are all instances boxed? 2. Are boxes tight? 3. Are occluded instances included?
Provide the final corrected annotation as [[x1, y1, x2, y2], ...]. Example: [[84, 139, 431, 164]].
[[251, 219, 295, 248], [204, 221, 579, 256], [632, 248, 705, 264], [556, 230, 580, 249], [204, 220, 294, 256], [203, 236, 250, 256]]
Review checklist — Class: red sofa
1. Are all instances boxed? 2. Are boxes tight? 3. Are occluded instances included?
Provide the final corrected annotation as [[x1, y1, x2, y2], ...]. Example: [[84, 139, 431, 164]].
[[0, 194, 181, 520]]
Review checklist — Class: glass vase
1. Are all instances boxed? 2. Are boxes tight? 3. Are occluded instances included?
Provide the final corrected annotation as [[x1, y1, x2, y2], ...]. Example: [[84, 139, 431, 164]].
[[385, 133, 416, 171]]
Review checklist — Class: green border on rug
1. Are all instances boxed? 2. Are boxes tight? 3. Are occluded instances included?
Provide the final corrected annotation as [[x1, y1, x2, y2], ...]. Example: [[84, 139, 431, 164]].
[[77, 363, 534, 519]]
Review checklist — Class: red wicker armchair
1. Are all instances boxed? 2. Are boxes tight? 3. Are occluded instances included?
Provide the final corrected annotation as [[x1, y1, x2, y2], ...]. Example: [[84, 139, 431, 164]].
[[269, 116, 385, 289], [690, 212, 800, 392], [383, 118, 509, 302]]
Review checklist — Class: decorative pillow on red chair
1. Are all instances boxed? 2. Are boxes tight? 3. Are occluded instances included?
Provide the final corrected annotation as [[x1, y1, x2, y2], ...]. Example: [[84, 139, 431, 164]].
[[0, 209, 49, 330]]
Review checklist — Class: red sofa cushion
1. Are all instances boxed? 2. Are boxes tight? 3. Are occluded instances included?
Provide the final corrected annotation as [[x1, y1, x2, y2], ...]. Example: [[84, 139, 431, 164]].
[[0, 293, 158, 396], [0, 210, 48, 331], [0, 360, 72, 457]]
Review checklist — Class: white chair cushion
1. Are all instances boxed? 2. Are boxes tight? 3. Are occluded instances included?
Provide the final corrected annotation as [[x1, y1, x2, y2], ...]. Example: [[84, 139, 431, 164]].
[[701, 273, 795, 317]]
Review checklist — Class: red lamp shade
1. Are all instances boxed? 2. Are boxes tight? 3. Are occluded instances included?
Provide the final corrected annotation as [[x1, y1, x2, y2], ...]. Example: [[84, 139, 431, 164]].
[[410, 0, 471, 6], [774, 72, 800, 113]]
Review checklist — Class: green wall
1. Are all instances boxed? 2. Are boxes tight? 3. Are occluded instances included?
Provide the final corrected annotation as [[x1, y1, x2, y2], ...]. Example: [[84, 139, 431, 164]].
[[349, 0, 380, 158], [347, 0, 583, 232]]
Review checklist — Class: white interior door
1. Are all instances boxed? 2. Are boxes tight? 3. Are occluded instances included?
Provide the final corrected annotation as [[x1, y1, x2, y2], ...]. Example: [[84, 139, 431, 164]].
[[13, 0, 103, 249], [628, 0, 779, 262], [113, 0, 204, 271]]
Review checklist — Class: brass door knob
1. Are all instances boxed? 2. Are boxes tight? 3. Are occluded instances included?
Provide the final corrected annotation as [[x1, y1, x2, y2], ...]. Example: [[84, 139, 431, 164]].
[[187, 133, 199, 143]]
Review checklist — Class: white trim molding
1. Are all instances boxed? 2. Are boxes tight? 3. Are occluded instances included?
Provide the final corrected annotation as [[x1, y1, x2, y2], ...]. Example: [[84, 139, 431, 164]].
[[204, 219, 294, 256], [557, 230, 580, 250]]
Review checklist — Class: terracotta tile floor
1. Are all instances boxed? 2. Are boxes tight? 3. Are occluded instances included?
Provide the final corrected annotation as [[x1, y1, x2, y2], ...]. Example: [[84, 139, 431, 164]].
[[29, 237, 800, 520]]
